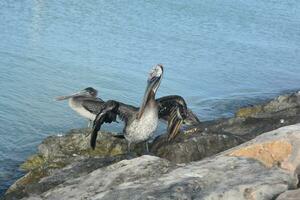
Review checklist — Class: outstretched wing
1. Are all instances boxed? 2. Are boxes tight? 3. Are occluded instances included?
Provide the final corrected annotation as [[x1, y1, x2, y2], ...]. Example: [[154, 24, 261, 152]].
[[81, 98, 105, 114], [117, 102, 138, 123], [157, 95, 200, 124], [91, 100, 119, 149], [157, 95, 200, 140], [157, 95, 187, 122], [90, 100, 137, 149]]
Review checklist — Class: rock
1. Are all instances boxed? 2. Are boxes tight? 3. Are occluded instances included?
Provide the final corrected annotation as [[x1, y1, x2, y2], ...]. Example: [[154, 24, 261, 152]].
[[38, 129, 129, 160], [3, 129, 140, 199], [229, 140, 292, 168], [4, 128, 145, 199], [4, 154, 137, 200], [226, 124, 300, 172], [236, 92, 300, 118], [151, 131, 242, 163], [18, 123, 300, 200], [276, 188, 300, 200]]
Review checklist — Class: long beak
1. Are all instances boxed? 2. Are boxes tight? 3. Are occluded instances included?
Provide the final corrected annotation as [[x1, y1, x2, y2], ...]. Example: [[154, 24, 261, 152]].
[[137, 77, 159, 119], [55, 91, 84, 101]]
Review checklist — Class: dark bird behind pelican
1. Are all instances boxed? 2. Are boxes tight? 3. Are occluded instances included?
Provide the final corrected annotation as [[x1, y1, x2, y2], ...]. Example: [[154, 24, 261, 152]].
[[91, 64, 200, 151]]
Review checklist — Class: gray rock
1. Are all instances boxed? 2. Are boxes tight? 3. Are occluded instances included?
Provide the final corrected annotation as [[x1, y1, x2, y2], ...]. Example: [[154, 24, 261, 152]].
[[4, 91, 300, 200], [18, 123, 300, 199], [24, 154, 137, 196], [276, 188, 300, 200]]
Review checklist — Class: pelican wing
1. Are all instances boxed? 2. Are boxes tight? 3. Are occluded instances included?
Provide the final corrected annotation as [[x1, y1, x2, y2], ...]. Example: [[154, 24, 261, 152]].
[[167, 107, 184, 141], [156, 95, 200, 140], [91, 100, 119, 149], [157, 95, 200, 124], [81, 98, 105, 114], [117, 102, 138, 123], [157, 95, 187, 122], [90, 100, 137, 149]]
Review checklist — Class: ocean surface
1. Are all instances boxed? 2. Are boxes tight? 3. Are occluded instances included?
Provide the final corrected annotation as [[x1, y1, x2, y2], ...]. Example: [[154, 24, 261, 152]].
[[0, 0, 300, 196]]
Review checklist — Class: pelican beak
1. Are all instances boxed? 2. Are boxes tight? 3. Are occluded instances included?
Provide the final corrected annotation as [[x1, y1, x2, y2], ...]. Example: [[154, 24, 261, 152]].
[[137, 65, 163, 119], [55, 90, 87, 101]]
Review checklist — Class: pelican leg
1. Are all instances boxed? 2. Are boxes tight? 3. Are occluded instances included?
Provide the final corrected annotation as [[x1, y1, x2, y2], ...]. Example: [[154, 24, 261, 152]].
[[85, 120, 93, 137], [127, 142, 131, 153], [87, 120, 92, 128], [145, 142, 149, 153]]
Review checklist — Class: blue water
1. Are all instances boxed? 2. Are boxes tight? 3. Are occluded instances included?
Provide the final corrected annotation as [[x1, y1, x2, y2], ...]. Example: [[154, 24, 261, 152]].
[[0, 0, 300, 196]]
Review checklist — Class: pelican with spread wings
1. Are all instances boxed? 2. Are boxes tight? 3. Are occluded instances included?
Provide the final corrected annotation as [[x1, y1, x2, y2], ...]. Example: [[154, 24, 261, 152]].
[[90, 64, 200, 151]]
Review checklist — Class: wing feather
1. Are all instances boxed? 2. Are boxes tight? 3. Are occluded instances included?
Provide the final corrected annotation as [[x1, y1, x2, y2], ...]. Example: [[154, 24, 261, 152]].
[[81, 98, 105, 114], [157, 95, 200, 140], [167, 107, 184, 140], [157, 95, 200, 125], [117, 102, 138, 123], [90, 100, 119, 149], [90, 100, 138, 149]]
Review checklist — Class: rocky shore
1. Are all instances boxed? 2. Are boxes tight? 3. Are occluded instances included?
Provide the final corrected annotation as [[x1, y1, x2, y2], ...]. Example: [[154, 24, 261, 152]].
[[3, 91, 300, 200]]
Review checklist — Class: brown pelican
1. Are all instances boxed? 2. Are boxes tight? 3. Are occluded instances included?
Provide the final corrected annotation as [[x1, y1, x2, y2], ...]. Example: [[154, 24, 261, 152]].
[[55, 87, 200, 131], [55, 87, 104, 126], [91, 64, 200, 151]]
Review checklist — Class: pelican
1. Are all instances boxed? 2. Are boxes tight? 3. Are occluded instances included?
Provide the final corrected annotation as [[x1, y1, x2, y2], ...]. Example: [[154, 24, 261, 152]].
[[91, 64, 200, 151], [55, 87, 200, 130], [55, 87, 104, 127]]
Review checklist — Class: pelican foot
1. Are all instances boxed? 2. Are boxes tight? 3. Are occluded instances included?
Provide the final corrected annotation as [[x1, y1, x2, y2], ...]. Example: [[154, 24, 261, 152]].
[[127, 142, 131, 153], [145, 142, 149, 153]]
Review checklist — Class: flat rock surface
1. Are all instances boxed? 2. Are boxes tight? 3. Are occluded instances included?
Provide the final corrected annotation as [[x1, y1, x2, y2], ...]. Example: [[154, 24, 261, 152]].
[[21, 156, 297, 200], [20, 123, 300, 200]]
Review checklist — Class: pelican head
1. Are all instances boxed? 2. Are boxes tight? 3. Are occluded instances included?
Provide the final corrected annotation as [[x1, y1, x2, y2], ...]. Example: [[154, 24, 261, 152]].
[[147, 64, 163, 93], [137, 64, 164, 119], [55, 87, 98, 101], [83, 87, 98, 97]]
